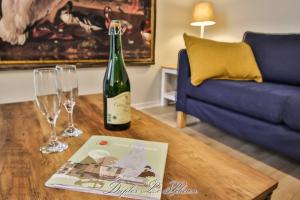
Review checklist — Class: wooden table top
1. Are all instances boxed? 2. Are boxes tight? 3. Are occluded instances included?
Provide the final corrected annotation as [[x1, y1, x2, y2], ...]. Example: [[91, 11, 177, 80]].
[[0, 94, 277, 200]]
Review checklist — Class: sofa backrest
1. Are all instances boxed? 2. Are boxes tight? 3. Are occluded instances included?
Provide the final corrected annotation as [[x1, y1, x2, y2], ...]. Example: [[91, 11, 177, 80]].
[[244, 32, 300, 85]]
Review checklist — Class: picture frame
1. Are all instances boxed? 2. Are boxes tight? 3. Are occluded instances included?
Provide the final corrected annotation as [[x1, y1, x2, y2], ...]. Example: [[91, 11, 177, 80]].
[[0, 0, 156, 70]]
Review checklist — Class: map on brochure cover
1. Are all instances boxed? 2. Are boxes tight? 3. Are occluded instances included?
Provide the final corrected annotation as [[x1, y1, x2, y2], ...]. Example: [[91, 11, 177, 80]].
[[45, 136, 168, 200]]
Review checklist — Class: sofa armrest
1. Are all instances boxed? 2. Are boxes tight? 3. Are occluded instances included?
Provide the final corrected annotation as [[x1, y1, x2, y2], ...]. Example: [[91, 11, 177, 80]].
[[176, 49, 191, 112]]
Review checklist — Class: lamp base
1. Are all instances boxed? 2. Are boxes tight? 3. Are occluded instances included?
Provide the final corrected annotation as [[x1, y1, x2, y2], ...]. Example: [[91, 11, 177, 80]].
[[200, 25, 205, 38]]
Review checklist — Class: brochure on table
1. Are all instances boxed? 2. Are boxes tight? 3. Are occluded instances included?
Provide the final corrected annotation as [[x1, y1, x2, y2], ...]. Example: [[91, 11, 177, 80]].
[[46, 136, 168, 200]]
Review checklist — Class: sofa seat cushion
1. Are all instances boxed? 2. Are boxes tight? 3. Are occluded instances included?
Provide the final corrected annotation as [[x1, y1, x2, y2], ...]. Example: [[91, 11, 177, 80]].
[[186, 80, 300, 123], [283, 96, 300, 132]]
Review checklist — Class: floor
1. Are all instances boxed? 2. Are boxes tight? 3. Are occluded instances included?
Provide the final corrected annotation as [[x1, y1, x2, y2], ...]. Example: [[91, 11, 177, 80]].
[[142, 104, 300, 200]]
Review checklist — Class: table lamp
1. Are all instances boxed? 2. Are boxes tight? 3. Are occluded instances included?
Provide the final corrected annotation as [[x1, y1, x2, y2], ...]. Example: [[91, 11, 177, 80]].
[[190, 2, 216, 38]]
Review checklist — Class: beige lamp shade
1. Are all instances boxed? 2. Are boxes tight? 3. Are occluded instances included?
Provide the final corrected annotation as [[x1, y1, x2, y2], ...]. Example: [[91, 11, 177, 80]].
[[190, 2, 216, 26]]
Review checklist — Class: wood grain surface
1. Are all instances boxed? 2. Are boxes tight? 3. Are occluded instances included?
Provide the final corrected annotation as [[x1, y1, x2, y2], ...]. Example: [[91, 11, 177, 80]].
[[0, 94, 277, 200]]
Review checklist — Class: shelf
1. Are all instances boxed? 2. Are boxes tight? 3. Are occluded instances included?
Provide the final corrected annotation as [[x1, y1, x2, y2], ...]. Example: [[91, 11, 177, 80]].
[[161, 66, 177, 105], [162, 68, 177, 75], [163, 91, 176, 101]]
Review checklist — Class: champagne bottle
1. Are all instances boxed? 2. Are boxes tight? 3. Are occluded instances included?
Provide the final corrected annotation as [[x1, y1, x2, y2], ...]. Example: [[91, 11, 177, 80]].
[[103, 20, 131, 131]]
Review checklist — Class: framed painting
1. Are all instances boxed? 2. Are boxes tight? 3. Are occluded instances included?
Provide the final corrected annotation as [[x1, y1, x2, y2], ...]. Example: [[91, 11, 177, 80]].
[[0, 0, 156, 69]]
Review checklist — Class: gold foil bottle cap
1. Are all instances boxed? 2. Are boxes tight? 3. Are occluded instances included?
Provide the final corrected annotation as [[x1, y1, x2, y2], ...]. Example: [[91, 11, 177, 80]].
[[109, 20, 123, 35]]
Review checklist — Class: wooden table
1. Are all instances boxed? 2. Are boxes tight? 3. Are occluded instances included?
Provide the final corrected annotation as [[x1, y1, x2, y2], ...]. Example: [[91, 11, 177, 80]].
[[0, 94, 277, 200]]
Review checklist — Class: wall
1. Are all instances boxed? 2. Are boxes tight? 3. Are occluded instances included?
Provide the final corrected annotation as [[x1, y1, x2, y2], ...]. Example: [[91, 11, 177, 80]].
[[0, 65, 163, 106], [1, 0, 300, 105], [207, 0, 300, 41], [0, 0, 197, 106]]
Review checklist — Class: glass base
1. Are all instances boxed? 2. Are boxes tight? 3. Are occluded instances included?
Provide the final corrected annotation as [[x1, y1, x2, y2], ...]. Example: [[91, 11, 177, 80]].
[[40, 140, 68, 154], [62, 127, 83, 137]]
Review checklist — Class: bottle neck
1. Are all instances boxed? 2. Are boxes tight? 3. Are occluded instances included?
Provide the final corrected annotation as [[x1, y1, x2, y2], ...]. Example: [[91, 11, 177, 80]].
[[109, 34, 124, 61]]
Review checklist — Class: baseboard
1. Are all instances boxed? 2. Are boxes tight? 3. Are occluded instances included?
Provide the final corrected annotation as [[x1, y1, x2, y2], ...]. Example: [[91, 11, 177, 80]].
[[132, 100, 161, 110]]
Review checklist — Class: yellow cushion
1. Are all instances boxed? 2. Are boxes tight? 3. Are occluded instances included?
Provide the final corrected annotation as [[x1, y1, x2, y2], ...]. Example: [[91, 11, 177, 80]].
[[183, 33, 263, 86]]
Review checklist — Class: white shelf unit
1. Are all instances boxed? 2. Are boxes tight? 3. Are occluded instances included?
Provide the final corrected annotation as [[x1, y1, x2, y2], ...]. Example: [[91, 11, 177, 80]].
[[161, 67, 178, 106]]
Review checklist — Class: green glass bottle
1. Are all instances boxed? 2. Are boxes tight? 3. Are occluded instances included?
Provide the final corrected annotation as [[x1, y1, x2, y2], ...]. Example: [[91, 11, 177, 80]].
[[103, 20, 131, 131]]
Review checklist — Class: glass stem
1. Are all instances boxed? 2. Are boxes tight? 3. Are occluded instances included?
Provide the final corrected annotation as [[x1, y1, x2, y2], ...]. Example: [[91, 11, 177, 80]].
[[68, 110, 74, 128], [50, 121, 57, 143]]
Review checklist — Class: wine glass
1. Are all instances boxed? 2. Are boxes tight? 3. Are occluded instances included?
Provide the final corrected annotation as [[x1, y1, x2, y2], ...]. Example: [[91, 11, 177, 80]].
[[56, 64, 83, 137], [33, 68, 68, 154]]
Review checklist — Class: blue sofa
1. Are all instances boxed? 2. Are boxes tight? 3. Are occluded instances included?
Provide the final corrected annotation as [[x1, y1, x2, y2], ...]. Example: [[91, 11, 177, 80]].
[[176, 32, 300, 161]]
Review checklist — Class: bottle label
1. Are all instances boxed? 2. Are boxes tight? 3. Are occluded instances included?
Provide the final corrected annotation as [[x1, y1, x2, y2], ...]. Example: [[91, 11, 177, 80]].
[[107, 92, 131, 124]]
